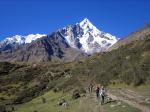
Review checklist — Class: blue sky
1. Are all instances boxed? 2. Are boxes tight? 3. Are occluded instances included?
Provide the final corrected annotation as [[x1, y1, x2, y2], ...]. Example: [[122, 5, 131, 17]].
[[0, 0, 150, 40]]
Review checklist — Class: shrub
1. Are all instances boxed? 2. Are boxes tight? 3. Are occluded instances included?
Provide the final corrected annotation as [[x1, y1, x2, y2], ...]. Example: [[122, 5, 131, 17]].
[[72, 90, 80, 99]]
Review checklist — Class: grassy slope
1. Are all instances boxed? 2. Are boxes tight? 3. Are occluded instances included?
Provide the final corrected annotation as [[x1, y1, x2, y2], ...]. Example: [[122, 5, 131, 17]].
[[16, 91, 71, 112], [15, 91, 141, 112], [0, 62, 76, 105], [71, 35, 150, 86]]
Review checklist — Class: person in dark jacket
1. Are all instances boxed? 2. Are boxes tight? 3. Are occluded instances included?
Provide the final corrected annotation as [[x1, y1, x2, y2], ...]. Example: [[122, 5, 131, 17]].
[[96, 87, 100, 98]]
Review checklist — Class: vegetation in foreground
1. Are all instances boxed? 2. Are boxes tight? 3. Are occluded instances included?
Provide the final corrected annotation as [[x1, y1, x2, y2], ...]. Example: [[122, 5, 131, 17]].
[[0, 36, 150, 111], [15, 90, 141, 112]]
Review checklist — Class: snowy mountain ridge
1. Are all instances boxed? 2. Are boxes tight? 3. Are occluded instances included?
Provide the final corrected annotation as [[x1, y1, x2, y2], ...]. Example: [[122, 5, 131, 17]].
[[0, 34, 46, 50], [0, 18, 118, 54], [60, 18, 118, 54], [0, 34, 46, 45]]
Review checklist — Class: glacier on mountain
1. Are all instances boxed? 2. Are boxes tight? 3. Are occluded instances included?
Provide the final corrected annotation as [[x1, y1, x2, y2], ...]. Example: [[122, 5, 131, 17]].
[[60, 18, 118, 54]]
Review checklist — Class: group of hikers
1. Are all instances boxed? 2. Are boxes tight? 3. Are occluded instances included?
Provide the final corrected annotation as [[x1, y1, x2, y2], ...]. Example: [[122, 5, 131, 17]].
[[88, 83, 106, 105]]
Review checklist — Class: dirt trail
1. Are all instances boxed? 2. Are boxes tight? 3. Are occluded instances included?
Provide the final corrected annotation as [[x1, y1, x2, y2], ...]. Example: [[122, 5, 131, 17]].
[[108, 89, 150, 112], [76, 93, 104, 112], [76, 88, 150, 112], [99, 105, 104, 112], [119, 89, 149, 103]]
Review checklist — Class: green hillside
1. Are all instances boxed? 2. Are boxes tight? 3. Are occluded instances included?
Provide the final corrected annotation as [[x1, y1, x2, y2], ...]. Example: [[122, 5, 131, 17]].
[[71, 35, 150, 86], [0, 35, 150, 112]]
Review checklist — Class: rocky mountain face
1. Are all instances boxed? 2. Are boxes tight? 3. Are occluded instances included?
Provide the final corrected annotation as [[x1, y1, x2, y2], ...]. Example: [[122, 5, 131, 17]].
[[108, 23, 150, 51], [0, 18, 118, 62], [0, 32, 87, 63]]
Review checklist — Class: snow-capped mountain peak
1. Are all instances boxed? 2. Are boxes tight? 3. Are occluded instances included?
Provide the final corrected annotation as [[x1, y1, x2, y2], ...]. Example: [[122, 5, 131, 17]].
[[79, 18, 101, 33], [0, 34, 46, 51], [79, 18, 92, 27], [60, 18, 118, 54]]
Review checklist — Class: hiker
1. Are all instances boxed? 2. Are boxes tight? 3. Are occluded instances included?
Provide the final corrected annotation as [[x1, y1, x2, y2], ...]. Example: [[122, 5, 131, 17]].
[[96, 86, 100, 98], [99, 86, 106, 105], [88, 83, 94, 93]]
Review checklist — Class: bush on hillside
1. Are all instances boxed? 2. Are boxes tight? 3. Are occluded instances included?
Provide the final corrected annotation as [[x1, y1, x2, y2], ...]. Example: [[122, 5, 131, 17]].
[[72, 90, 80, 99]]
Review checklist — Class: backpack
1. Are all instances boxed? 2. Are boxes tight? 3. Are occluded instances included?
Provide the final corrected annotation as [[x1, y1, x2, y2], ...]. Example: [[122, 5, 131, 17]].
[[100, 89, 105, 96]]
